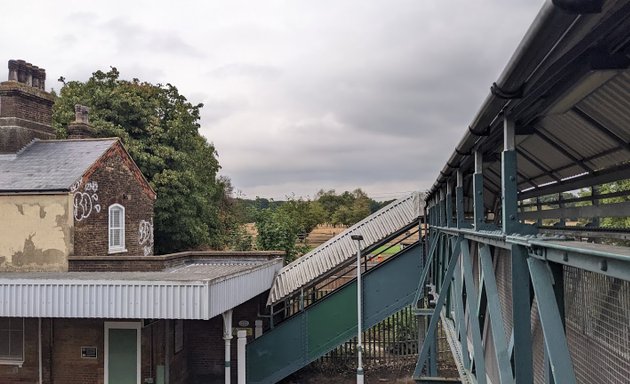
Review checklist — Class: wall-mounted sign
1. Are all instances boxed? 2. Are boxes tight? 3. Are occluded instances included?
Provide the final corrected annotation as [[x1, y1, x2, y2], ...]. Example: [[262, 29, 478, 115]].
[[238, 320, 250, 327], [81, 346, 97, 359], [232, 327, 253, 337]]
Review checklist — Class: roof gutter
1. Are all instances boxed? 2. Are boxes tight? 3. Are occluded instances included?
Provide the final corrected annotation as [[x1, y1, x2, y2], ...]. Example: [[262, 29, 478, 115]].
[[426, 0, 603, 202]]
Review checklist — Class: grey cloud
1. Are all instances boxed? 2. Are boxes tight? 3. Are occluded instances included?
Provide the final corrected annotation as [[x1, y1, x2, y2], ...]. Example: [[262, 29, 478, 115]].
[[103, 18, 204, 58], [208, 63, 282, 79]]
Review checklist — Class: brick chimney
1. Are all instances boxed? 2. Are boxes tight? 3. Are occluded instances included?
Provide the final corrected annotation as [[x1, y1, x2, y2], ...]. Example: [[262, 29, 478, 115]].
[[67, 104, 96, 139], [0, 59, 55, 154]]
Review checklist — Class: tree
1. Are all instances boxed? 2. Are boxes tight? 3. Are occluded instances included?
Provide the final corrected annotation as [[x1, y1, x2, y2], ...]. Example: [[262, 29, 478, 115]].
[[597, 180, 630, 228], [53, 68, 225, 253], [315, 188, 375, 226], [255, 207, 301, 262]]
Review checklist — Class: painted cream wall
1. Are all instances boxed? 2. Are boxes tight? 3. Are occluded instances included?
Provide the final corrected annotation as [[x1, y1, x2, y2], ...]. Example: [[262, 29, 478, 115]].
[[0, 194, 73, 271]]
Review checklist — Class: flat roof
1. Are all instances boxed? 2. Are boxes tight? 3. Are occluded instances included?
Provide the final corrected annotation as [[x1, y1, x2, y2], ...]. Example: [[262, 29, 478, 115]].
[[0, 259, 277, 283], [0, 258, 283, 320]]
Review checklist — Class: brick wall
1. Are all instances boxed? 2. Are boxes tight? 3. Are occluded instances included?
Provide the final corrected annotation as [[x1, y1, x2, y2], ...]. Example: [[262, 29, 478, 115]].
[[0, 318, 49, 384], [0, 81, 55, 153], [186, 292, 270, 383], [51, 319, 104, 384], [73, 143, 155, 257], [0, 298, 271, 384], [0, 82, 54, 126]]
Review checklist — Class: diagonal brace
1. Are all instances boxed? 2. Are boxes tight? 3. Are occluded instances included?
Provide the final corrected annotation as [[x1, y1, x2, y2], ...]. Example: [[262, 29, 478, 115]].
[[479, 245, 513, 383], [528, 258, 577, 384], [413, 237, 462, 379]]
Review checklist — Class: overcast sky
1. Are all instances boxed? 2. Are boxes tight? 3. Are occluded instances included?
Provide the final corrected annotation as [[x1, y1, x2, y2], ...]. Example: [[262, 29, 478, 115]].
[[1, 0, 544, 200]]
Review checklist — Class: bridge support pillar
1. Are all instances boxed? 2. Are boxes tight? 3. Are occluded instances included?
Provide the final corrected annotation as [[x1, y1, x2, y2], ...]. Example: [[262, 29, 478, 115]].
[[456, 170, 465, 228], [473, 150, 484, 229], [446, 182, 453, 227]]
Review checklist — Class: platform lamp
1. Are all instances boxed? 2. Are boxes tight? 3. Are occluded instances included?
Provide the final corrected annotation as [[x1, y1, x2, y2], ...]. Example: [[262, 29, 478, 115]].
[[351, 233, 364, 384]]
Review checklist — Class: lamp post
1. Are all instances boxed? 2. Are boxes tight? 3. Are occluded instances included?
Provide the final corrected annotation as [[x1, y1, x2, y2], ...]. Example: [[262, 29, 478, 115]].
[[351, 234, 364, 384]]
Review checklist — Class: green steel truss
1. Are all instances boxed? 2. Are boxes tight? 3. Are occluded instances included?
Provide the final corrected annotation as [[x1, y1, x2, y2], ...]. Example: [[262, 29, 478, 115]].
[[419, 117, 630, 383], [246, 242, 423, 384]]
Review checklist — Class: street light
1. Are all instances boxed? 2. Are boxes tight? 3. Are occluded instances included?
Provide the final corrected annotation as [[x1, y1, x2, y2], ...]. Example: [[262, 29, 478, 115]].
[[351, 234, 364, 384]]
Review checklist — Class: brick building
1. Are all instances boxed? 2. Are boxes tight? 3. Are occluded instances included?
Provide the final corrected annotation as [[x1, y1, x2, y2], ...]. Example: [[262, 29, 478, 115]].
[[0, 60, 283, 384]]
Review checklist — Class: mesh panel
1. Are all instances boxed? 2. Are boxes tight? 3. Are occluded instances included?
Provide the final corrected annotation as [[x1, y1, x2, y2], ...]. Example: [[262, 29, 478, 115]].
[[495, 250, 513, 342], [564, 266, 630, 384]]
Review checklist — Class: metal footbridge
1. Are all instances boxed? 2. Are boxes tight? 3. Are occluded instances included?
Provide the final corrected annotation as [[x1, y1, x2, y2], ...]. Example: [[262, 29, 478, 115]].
[[247, 192, 425, 384], [248, 1, 630, 383]]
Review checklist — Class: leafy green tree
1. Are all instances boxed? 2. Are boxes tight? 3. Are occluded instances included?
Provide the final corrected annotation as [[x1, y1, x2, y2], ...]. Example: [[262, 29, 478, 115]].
[[597, 180, 630, 228], [316, 188, 374, 226], [278, 196, 326, 238], [53, 68, 225, 253], [255, 208, 301, 262]]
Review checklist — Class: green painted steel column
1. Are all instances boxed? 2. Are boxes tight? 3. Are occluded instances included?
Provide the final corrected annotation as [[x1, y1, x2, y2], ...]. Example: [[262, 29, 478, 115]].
[[456, 170, 465, 228], [439, 189, 446, 227], [502, 117, 519, 234], [473, 150, 485, 230], [446, 182, 453, 228], [511, 244, 533, 383]]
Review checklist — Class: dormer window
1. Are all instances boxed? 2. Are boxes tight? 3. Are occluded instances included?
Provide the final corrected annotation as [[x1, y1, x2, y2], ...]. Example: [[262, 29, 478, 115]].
[[108, 204, 126, 253]]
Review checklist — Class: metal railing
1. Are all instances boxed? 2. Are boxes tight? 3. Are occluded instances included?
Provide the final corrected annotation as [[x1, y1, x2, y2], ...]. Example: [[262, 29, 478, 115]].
[[269, 227, 421, 326], [413, 224, 630, 384]]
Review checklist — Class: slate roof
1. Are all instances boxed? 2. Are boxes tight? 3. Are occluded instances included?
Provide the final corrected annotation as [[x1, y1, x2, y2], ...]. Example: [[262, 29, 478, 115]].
[[0, 138, 117, 192]]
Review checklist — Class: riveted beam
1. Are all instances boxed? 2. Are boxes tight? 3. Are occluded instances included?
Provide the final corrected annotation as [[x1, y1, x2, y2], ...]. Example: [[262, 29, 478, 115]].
[[511, 244, 533, 383], [502, 117, 520, 234]]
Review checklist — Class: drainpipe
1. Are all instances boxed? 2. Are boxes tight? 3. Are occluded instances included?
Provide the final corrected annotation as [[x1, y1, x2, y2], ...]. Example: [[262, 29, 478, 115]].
[[222, 310, 233, 384]]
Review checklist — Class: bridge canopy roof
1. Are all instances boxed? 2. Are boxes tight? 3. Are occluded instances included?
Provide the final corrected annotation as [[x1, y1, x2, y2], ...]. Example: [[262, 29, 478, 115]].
[[425, 0, 630, 209], [267, 191, 424, 305]]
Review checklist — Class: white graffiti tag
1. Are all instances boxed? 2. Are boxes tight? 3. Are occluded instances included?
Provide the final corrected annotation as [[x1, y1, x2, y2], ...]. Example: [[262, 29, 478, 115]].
[[138, 219, 154, 256], [73, 180, 101, 221]]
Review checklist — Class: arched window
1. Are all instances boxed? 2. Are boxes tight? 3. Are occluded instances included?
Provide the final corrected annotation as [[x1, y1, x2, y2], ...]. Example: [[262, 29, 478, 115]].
[[108, 204, 126, 253]]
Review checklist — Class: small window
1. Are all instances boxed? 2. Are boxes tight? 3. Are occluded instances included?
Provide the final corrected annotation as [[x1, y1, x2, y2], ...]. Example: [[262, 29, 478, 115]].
[[109, 204, 126, 253], [0, 318, 24, 364]]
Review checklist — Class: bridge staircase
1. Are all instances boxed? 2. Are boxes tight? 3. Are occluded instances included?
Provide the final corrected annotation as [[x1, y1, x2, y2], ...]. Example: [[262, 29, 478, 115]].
[[246, 192, 425, 384]]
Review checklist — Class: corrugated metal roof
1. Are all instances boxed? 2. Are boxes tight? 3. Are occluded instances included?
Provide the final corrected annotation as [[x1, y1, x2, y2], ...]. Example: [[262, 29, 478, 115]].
[[424, 0, 630, 206], [267, 192, 423, 305], [0, 258, 282, 319], [0, 138, 117, 191]]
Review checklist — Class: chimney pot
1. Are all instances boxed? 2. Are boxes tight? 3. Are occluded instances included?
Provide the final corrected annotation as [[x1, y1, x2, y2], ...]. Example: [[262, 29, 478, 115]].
[[31, 65, 40, 89], [7, 60, 18, 81], [16, 60, 27, 83], [38, 68, 46, 90], [74, 104, 90, 124], [25, 63, 33, 86]]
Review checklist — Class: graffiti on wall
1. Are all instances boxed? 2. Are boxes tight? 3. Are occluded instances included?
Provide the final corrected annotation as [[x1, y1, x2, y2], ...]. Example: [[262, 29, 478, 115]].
[[139, 219, 154, 256], [72, 180, 101, 222]]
